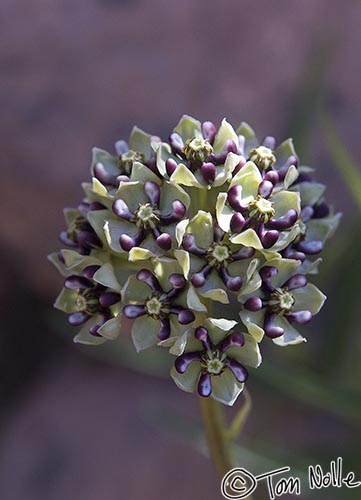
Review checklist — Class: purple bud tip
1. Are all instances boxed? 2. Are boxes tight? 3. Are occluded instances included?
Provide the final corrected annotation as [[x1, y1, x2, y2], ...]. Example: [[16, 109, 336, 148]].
[[313, 202, 330, 219], [226, 359, 248, 383], [202, 121, 217, 143], [258, 180, 274, 198], [178, 309, 195, 325], [201, 162, 216, 184], [219, 332, 245, 351], [287, 310, 312, 324], [223, 273, 243, 292], [65, 276, 92, 289], [94, 162, 118, 187], [123, 305, 146, 319], [169, 132, 185, 155], [112, 199, 134, 220], [172, 199, 186, 219], [144, 181, 161, 206], [114, 140, 129, 155], [261, 230, 279, 249], [77, 230, 102, 249], [260, 266, 278, 282], [156, 233, 172, 250], [228, 184, 244, 211], [182, 233, 206, 256], [166, 158, 178, 176], [233, 157, 247, 176], [198, 372, 212, 397], [262, 136, 276, 149], [264, 170, 279, 185], [82, 265, 101, 279], [157, 318, 171, 340], [300, 205, 314, 222], [244, 296, 263, 312], [175, 352, 201, 374], [230, 213, 246, 233], [169, 273, 186, 289], [68, 312, 90, 326], [191, 272, 206, 288], [99, 292, 121, 307], [136, 269, 161, 292], [116, 175, 130, 186], [89, 202, 106, 211], [284, 274, 307, 291], [232, 246, 255, 260], [119, 234, 136, 251], [264, 314, 284, 338], [296, 240, 323, 255], [195, 326, 212, 350], [268, 209, 298, 230]]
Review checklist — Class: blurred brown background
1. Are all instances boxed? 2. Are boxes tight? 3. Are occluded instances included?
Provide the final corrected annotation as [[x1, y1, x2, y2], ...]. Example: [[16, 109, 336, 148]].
[[0, 1, 360, 499]]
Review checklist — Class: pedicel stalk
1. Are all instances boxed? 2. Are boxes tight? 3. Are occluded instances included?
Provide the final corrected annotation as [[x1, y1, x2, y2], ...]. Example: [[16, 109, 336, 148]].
[[49, 115, 340, 489]]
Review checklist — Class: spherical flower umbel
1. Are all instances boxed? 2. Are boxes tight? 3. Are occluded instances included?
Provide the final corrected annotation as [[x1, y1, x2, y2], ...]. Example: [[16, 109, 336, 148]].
[[49, 115, 339, 406]]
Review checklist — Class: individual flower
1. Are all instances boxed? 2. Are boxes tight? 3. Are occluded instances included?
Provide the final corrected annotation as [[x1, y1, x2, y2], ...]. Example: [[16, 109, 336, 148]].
[[170, 318, 261, 405], [107, 180, 189, 255], [156, 116, 243, 189], [239, 258, 326, 345], [216, 161, 301, 253]]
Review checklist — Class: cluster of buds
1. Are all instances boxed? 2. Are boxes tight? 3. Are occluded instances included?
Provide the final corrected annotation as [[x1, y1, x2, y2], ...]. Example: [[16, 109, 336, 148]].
[[49, 116, 340, 406]]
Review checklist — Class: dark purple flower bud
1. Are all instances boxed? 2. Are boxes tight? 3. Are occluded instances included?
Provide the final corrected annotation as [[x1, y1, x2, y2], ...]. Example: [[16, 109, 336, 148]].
[[230, 213, 246, 233], [232, 246, 255, 260], [116, 175, 130, 186], [160, 200, 186, 223], [262, 136, 276, 149], [65, 276, 93, 289], [195, 326, 212, 349], [260, 266, 278, 282], [287, 310, 312, 324], [166, 158, 178, 176], [198, 372, 212, 397], [182, 233, 206, 256], [178, 309, 195, 325], [191, 265, 211, 288], [158, 318, 171, 340], [68, 311, 90, 326], [156, 233, 172, 250], [264, 314, 284, 338], [283, 246, 306, 262], [114, 140, 129, 155], [123, 305, 146, 319], [258, 180, 274, 198], [228, 185, 245, 211], [267, 209, 298, 230], [77, 230, 102, 249], [94, 162, 118, 187], [283, 274, 307, 291], [169, 132, 184, 155], [261, 230, 279, 249], [112, 199, 134, 220], [225, 359, 248, 383], [264, 170, 279, 185], [89, 312, 110, 336], [313, 202, 330, 218], [144, 181, 160, 206], [211, 139, 238, 164], [169, 274, 186, 289], [202, 121, 217, 144], [219, 332, 245, 351], [136, 269, 162, 292], [300, 205, 314, 222], [244, 296, 263, 312], [99, 292, 121, 307], [277, 155, 298, 179], [82, 265, 101, 279], [201, 162, 216, 184], [89, 202, 106, 211], [119, 228, 145, 251], [175, 352, 201, 374], [220, 268, 242, 291], [296, 240, 323, 255], [233, 157, 247, 176]]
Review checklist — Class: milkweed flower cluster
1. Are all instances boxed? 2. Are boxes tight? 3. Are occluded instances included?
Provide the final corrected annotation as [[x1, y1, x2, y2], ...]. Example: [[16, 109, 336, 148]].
[[49, 115, 340, 405]]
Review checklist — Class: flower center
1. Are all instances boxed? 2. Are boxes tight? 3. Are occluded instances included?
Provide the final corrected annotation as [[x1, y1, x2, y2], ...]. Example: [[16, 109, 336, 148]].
[[136, 204, 159, 228], [269, 288, 295, 314], [183, 137, 213, 162], [145, 297, 163, 317], [67, 216, 89, 243], [249, 146, 276, 170], [76, 290, 99, 315], [248, 195, 275, 223], [211, 244, 230, 263], [203, 350, 226, 375], [119, 150, 145, 173]]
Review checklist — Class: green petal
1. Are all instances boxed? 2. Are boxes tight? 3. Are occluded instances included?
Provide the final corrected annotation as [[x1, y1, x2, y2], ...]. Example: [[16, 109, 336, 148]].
[[93, 263, 121, 292], [130, 161, 161, 183], [104, 219, 133, 254], [123, 275, 151, 303], [170, 163, 204, 188], [268, 224, 300, 253], [91, 177, 111, 201], [160, 181, 190, 214], [305, 213, 342, 243], [239, 310, 265, 342], [48, 252, 71, 277], [61, 250, 101, 271], [291, 182, 325, 207], [173, 115, 202, 141], [170, 363, 200, 394], [213, 118, 239, 155], [227, 333, 262, 368], [114, 182, 148, 213], [216, 192, 232, 232], [87, 209, 111, 245], [211, 370, 244, 406], [74, 315, 108, 345], [292, 283, 326, 314], [231, 229, 263, 250], [175, 219, 189, 246], [236, 122, 259, 154], [169, 328, 201, 356], [272, 316, 305, 346], [284, 165, 299, 189], [54, 287, 78, 313], [128, 247, 154, 262], [91, 147, 119, 176], [187, 285, 207, 312], [174, 249, 190, 279], [156, 143, 173, 177], [274, 139, 297, 170], [187, 211, 214, 249], [97, 315, 121, 340], [229, 162, 262, 201], [213, 152, 241, 187], [265, 257, 301, 288], [131, 316, 160, 351], [197, 271, 229, 304], [272, 190, 301, 218], [129, 126, 152, 160]]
